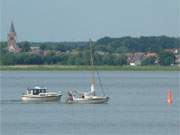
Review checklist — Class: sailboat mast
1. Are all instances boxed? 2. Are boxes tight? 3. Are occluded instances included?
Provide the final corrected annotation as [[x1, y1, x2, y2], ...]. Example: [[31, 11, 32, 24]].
[[90, 39, 96, 95]]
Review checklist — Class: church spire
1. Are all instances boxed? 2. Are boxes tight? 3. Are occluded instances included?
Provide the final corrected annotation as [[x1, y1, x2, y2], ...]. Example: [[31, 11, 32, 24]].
[[9, 21, 16, 33], [8, 21, 20, 53]]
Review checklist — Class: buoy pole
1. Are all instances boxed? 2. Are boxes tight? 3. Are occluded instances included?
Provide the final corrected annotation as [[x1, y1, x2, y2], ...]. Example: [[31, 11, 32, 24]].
[[167, 90, 173, 105]]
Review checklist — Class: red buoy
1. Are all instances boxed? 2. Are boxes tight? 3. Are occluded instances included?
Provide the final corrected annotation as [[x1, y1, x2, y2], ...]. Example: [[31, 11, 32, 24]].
[[167, 90, 173, 105]]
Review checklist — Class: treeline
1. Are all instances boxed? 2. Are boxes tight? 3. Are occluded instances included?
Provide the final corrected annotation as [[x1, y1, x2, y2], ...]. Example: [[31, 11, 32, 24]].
[[95, 36, 179, 53], [0, 48, 127, 65], [0, 36, 179, 66], [17, 41, 88, 52], [9, 36, 180, 53]]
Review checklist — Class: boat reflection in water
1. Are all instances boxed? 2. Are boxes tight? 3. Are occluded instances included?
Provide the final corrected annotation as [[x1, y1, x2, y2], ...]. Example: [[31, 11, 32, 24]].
[[21, 86, 62, 102]]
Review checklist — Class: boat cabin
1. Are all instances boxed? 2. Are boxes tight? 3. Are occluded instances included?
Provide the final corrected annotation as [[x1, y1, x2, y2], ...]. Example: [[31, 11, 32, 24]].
[[26, 86, 47, 95]]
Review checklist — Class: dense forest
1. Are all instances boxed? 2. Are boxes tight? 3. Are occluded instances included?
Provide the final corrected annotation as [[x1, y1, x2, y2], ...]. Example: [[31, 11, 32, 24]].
[[96, 36, 179, 53], [0, 36, 179, 65]]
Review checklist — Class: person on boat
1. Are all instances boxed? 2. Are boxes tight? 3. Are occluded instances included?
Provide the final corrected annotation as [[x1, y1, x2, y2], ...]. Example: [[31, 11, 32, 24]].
[[67, 91, 73, 101], [90, 83, 96, 96], [81, 93, 85, 98]]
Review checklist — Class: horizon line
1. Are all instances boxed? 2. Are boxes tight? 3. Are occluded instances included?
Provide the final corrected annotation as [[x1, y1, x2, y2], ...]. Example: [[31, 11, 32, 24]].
[[1, 35, 180, 43]]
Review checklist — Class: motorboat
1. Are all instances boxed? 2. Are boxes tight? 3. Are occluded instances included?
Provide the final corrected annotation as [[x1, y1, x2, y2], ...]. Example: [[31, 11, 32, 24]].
[[21, 86, 62, 102], [66, 40, 109, 104]]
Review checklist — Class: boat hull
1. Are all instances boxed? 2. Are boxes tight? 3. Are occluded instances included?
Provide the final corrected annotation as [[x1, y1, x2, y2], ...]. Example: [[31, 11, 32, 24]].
[[67, 96, 109, 104], [21, 95, 62, 102]]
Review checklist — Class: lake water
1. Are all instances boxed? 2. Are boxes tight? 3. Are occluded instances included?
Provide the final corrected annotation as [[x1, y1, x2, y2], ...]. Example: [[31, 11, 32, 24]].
[[0, 71, 179, 135]]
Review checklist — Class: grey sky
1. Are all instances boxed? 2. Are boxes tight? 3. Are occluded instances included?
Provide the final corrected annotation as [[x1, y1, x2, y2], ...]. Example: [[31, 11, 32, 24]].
[[1, 0, 180, 42]]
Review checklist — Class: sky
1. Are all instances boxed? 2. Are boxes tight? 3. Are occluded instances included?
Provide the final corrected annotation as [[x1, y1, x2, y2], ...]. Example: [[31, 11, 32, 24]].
[[1, 0, 180, 42]]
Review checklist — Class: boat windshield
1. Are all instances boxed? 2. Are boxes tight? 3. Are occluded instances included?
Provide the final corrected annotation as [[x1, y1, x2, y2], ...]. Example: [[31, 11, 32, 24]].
[[39, 89, 46, 93], [28, 89, 46, 95]]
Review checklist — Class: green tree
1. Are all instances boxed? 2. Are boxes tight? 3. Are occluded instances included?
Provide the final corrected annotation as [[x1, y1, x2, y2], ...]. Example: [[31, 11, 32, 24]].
[[102, 53, 114, 65], [0, 42, 8, 55], [1, 53, 16, 65], [18, 41, 31, 52], [113, 55, 128, 65], [39, 44, 52, 50], [159, 51, 175, 65], [142, 56, 156, 65], [55, 44, 67, 52]]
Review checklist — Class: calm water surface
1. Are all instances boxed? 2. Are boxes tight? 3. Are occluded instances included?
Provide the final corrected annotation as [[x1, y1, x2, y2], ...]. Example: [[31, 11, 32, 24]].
[[0, 71, 179, 135]]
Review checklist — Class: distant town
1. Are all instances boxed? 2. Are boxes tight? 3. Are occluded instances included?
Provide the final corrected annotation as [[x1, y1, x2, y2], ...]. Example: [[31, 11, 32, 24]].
[[1, 22, 180, 66]]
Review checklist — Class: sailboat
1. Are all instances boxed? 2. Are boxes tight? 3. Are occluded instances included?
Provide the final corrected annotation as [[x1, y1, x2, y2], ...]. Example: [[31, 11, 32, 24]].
[[66, 40, 109, 104]]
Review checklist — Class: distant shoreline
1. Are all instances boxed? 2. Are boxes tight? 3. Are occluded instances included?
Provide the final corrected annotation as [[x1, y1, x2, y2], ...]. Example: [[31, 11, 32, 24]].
[[0, 65, 179, 71]]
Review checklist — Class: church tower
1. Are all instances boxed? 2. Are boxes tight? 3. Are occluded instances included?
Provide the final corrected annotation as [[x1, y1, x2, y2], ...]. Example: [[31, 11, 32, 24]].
[[8, 22, 20, 52]]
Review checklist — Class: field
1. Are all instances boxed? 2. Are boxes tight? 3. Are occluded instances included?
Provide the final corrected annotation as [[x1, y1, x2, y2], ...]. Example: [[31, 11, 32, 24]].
[[0, 65, 179, 71]]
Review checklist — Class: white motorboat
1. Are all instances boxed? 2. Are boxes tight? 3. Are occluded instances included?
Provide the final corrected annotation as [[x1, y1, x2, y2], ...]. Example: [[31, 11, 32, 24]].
[[66, 40, 109, 104], [21, 86, 62, 102]]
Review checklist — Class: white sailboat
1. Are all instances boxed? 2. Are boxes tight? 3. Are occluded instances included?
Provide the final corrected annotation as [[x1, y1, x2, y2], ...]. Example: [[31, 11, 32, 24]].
[[66, 40, 109, 104]]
